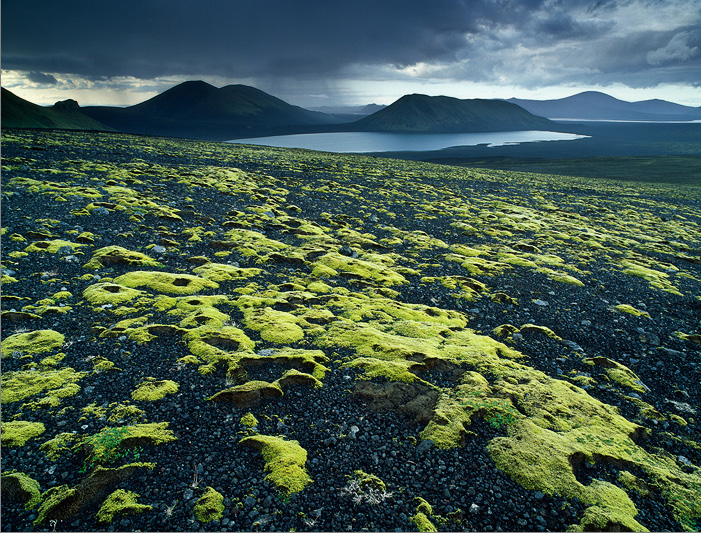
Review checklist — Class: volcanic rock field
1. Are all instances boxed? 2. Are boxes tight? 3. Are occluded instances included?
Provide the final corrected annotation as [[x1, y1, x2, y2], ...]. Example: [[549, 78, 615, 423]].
[[1, 128, 700, 532]]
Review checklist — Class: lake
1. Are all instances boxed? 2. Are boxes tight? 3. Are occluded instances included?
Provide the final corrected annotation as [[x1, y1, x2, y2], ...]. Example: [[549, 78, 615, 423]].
[[225, 130, 589, 153]]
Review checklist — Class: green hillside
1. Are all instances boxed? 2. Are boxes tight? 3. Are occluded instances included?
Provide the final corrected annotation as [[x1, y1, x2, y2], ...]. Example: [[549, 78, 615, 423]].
[[1, 88, 112, 131], [353, 93, 556, 133]]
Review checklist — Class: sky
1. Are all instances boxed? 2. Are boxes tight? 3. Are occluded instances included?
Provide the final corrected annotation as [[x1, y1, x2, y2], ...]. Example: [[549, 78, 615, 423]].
[[2, 0, 701, 108]]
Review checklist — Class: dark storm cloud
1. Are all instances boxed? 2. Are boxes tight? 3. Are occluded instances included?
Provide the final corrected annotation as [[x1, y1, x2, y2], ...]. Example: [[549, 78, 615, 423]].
[[2, 0, 700, 88], [25, 72, 59, 85]]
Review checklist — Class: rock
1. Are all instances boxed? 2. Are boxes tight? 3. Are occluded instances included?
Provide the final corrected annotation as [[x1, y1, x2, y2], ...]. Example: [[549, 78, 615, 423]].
[[92, 207, 110, 216], [470, 503, 480, 513], [339, 244, 356, 257], [244, 496, 256, 508], [53, 99, 80, 112], [416, 439, 434, 454], [533, 299, 549, 306], [151, 245, 167, 254]]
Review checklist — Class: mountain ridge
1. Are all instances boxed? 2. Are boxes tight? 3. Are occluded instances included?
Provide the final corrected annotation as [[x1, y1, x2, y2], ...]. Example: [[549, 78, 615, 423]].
[[352, 93, 557, 133], [81, 80, 338, 140], [508, 91, 701, 121]]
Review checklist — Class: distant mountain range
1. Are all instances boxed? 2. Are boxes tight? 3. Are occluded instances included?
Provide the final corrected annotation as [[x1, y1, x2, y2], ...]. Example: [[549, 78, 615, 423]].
[[1, 88, 113, 131], [352, 93, 556, 133], [4, 83, 700, 141], [81, 80, 338, 139], [508, 91, 701, 121]]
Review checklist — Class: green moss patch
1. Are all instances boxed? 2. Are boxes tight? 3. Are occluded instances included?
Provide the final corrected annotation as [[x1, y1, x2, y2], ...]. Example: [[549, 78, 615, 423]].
[[83, 245, 162, 269], [1, 329, 64, 357], [1, 421, 46, 446], [194, 487, 224, 522], [24, 239, 84, 254], [96, 489, 152, 524], [239, 434, 312, 493], [1, 472, 42, 509], [615, 304, 651, 318], [2, 367, 85, 404], [131, 378, 179, 401], [192, 262, 262, 282], [113, 270, 219, 295]]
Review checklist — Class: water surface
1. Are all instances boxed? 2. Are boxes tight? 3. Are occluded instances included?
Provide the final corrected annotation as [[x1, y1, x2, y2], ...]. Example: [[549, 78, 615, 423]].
[[226, 130, 589, 153]]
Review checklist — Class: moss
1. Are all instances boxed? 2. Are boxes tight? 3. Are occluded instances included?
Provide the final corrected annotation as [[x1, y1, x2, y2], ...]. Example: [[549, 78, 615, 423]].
[[194, 487, 224, 522], [2, 367, 86, 404], [239, 434, 312, 493], [208, 380, 284, 405], [276, 368, 323, 388], [411, 512, 437, 532], [1, 472, 42, 509], [34, 462, 155, 525], [96, 489, 152, 524], [583, 357, 647, 394], [40, 433, 80, 460], [619, 259, 682, 296], [243, 307, 304, 344], [83, 245, 162, 269], [353, 470, 387, 492], [493, 324, 519, 337], [618, 471, 650, 497], [192, 262, 262, 282], [615, 304, 651, 318], [1, 329, 64, 357], [312, 252, 409, 286], [24, 239, 84, 254], [1, 421, 46, 446], [113, 270, 219, 295], [131, 378, 179, 401], [241, 412, 259, 427], [217, 228, 289, 257], [519, 324, 562, 341], [178, 306, 230, 328], [83, 282, 145, 306]]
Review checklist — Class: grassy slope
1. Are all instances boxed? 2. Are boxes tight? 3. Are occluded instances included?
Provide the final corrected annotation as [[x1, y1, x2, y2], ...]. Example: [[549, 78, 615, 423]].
[[1, 129, 700, 532], [1, 88, 112, 131]]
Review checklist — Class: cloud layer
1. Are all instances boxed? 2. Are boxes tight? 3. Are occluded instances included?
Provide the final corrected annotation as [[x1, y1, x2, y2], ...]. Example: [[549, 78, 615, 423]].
[[2, 0, 700, 103]]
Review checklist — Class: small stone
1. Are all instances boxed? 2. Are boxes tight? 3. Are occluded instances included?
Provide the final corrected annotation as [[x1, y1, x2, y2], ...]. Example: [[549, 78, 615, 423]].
[[151, 245, 167, 254], [416, 439, 434, 454], [470, 503, 480, 513], [533, 299, 549, 306], [244, 496, 256, 508], [92, 207, 110, 216]]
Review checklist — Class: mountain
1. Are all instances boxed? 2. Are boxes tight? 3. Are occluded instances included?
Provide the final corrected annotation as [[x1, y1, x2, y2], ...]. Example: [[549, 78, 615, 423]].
[[1, 88, 112, 131], [508, 91, 701, 121], [352, 94, 556, 133], [82, 80, 339, 140]]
